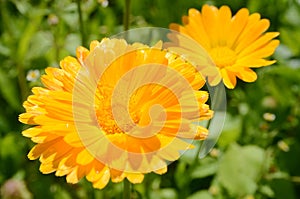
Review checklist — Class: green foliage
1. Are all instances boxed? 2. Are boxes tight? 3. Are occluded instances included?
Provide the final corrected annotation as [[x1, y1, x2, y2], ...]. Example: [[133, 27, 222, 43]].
[[1, 0, 300, 198]]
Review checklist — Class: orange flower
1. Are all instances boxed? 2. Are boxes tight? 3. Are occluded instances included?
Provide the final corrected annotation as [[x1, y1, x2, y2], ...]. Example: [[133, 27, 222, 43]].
[[170, 5, 280, 88], [19, 38, 213, 189]]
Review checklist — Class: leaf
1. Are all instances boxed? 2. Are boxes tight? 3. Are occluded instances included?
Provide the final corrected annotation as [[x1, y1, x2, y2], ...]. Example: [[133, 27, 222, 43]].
[[0, 68, 21, 110], [187, 190, 214, 199], [0, 42, 11, 56], [150, 188, 177, 199], [53, 185, 72, 199], [259, 185, 275, 198], [26, 31, 53, 60], [270, 179, 297, 199], [217, 114, 242, 147], [217, 143, 265, 197], [174, 161, 189, 189], [13, 0, 31, 15], [190, 161, 218, 179], [280, 27, 300, 56], [64, 34, 81, 55], [0, 134, 23, 160]]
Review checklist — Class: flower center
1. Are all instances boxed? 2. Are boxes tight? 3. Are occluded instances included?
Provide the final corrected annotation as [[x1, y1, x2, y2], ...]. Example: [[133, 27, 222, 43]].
[[94, 88, 139, 135], [209, 46, 237, 68]]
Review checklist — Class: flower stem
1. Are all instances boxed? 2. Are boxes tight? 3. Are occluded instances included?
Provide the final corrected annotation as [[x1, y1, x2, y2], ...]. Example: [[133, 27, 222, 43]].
[[192, 84, 226, 163], [76, 0, 86, 47], [123, 179, 131, 199], [123, 0, 131, 31]]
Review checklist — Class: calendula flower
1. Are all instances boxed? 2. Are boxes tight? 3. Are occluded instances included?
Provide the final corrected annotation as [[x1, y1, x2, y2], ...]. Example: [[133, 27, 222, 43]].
[[170, 5, 280, 88], [19, 38, 213, 189]]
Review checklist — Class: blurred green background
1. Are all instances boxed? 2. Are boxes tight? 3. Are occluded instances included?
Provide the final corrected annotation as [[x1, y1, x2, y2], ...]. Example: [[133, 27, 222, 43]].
[[0, 0, 300, 198]]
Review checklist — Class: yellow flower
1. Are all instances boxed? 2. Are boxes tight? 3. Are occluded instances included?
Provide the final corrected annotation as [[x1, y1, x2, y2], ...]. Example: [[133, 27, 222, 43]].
[[19, 38, 213, 189], [170, 5, 280, 89]]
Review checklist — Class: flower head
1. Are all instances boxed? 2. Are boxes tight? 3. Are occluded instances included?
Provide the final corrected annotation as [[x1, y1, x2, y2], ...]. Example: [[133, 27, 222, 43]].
[[19, 38, 213, 189], [170, 5, 280, 88], [26, 69, 40, 82]]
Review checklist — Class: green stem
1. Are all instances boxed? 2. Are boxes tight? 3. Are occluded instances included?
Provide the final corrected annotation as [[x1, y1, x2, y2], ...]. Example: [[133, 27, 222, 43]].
[[123, 0, 131, 31], [123, 179, 131, 199], [192, 84, 225, 163], [76, 0, 86, 47]]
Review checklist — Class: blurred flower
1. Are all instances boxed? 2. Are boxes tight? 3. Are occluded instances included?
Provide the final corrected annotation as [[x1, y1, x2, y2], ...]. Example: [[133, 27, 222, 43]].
[[99, 25, 108, 34], [47, 14, 59, 26], [98, 0, 109, 8], [19, 38, 213, 189], [170, 5, 279, 89], [209, 148, 220, 158], [262, 96, 277, 109], [244, 195, 255, 199], [277, 140, 290, 152], [208, 185, 219, 195], [263, 112, 276, 122], [26, 69, 40, 82], [0, 179, 32, 199]]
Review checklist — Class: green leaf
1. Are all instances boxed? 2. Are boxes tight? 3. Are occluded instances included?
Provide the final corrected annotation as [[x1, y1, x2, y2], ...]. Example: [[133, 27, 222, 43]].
[[187, 190, 214, 199], [280, 27, 300, 56], [270, 179, 297, 199], [217, 143, 265, 197], [0, 134, 23, 160], [13, 0, 31, 15], [0, 68, 21, 110], [53, 185, 72, 199], [191, 161, 218, 179], [259, 185, 275, 198], [217, 114, 242, 147], [150, 188, 177, 199], [174, 161, 188, 189], [64, 33, 81, 55], [26, 31, 53, 60], [0, 42, 11, 56]]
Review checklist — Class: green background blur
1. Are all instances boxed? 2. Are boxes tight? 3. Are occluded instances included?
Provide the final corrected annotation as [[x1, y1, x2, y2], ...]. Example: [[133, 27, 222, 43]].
[[1, 0, 300, 198]]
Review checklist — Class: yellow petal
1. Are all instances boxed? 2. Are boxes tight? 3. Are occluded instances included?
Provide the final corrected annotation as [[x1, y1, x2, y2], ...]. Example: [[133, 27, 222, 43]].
[[238, 32, 279, 57], [22, 127, 42, 137], [126, 173, 144, 184], [221, 68, 236, 89], [217, 6, 232, 44], [92, 167, 110, 189], [238, 40, 280, 62], [201, 5, 219, 47], [40, 163, 56, 174], [235, 18, 270, 53], [66, 167, 80, 184], [227, 8, 249, 48], [235, 67, 257, 82], [76, 149, 94, 165], [154, 166, 167, 175]]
